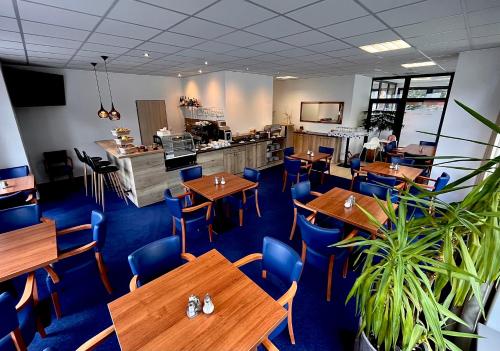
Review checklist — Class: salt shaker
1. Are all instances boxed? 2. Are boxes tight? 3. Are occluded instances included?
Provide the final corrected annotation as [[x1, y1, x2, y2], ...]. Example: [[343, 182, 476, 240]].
[[306, 150, 311, 155], [186, 301, 198, 319], [203, 294, 215, 314], [214, 176, 219, 185], [311, 152, 315, 157], [220, 177, 226, 185]]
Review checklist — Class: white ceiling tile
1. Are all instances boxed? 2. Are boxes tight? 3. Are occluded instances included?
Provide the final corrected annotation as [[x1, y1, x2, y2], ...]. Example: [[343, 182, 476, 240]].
[[247, 40, 294, 53], [96, 19, 161, 40], [192, 40, 237, 53], [467, 6, 500, 26], [0, 17, 18, 32], [139, 0, 219, 15], [321, 16, 387, 38], [274, 47, 313, 57], [378, 0, 462, 27], [216, 30, 268, 46], [305, 39, 350, 52], [161, 54, 200, 63], [470, 23, 500, 37], [25, 0, 115, 16], [136, 42, 184, 54], [248, 0, 319, 13], [176, 47, 211, 58], [407, 29, 468, 47], [251, 53, 286, 62], [0, 0, 15, 17], [0, 53, 26, 63], [288, 1, 368, 28], [471, 34, 500, 47], [24, 34, 82, 48], [0, 30, 22, 42], [18, 1, 100, 30], [0, 47, 25, 55], [108, 0, 187, 30], [169, 17, 233, 39], [26, 43, 76, 54], [224, 47, 262, 58], [73, 50, 105, 60], [195, 0, 275, 28], [464, 0, 500, 12], [88, 32, 143, 48], [246, 17, 309, 38], [278, 30, 331, 46], [358, 0, 422, 12], [151, 31, 205, 47], [0, 41, 24, 49], [325, 47, 366, 57], [111, 55, 149, 64], [80, 42, 130, 55], [395, 15, 465, 38], [343, 29, 400, 46], [28, 51, 72, 60], [22, 21, 90, 40]]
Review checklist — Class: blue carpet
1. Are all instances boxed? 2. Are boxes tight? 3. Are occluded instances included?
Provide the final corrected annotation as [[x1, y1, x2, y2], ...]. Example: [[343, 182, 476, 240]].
[[27, 166, 359, 351]]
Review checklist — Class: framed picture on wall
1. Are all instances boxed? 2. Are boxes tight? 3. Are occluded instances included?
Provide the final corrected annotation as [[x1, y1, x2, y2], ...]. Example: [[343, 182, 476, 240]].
[[300, 101, 344, 124]]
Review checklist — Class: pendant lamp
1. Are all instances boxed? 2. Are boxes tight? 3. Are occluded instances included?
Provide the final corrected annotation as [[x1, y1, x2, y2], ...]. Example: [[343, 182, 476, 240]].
[[101, 55, 120, 121], [91, 62, 109, 119]]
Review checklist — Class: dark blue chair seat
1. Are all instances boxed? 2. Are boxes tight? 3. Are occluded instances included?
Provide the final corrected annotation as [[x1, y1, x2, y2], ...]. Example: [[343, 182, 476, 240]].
[[359, 182, 399, 203], [283, 157, 310, 192], [0, 295, 36, 351], [226, 168, 261, 226], [350, 157, 366, 192], [0, 204, 41, 234]]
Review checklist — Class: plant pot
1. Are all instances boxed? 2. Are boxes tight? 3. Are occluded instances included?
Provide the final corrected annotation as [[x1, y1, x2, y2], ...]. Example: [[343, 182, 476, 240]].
[[355, 331, 376, 351]]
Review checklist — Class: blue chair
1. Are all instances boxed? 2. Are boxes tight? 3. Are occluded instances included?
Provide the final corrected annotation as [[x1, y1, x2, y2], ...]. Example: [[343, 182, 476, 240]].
[[297, 214, 354, 302], [282, 157, 311, 192], [164, 189, 213, 253], [180, 166, 203, 203], [0, 204, 41, 234], [312, 146, 334, 184], [408, 172, 450, 219], [0, 166, 29, 180], [390, 156, 415, 166], [367, 172, 397, 187], [46, 210, 112, 319], [350, 157, 366, 191], [226, 168, 261, 227], [283, 147, 294, 157], [234, 237, 303, 346], [0, 166, 33, 209], [359, 182, 399, 203], [128, 236, 196, 291], [0, 274, 45, 351], [419, 140, 437, 147], [289, 181, 321, 240]]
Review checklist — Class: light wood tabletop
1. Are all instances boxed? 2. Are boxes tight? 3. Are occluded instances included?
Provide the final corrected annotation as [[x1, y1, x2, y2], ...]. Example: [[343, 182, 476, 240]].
[[362, 161, 423, 182], [290, 152, 330, 163], [182, 172, 256, 202], [0, 175, 35, 196], [307, 187, 396, 236], [108, 249, 287, 351], [0, 220, 57, 282], [400, 144, 436, 157]]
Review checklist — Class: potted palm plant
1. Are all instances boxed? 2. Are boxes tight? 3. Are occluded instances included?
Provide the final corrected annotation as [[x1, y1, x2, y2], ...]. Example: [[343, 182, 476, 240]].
[[337, 101, 500, 351]]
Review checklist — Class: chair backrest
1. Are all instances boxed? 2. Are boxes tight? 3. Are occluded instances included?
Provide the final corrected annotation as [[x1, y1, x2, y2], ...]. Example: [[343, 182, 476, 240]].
[[284, 157, 302, 175], [128, 236, 183, 287], [291, 181, 311, 204], [262, 236, 303, 286], [384, 140, 397, 153], [90, 210, 107, 251], [0, 292, 20, 347], [434, 172, 450, 192], [419, 140, 437, 147], [43, 150, 68, 165], [350, 157, 361, 176], [164, 189, 183, 218], [283, 147, 294, 157], [297, 215, 343, 257], [243, 167, 260, 183], [359, 182, 397, 202], [74, 148, 86, 163], [390, 156, 415, 166], [82, 151, 99, 171], [367, 172, 397, 187], [0, 166, 29, 180], [404, 152, 428, 166], [318, 146, 334, 156], [0, 204, 41, 234], [180, 166, 202, 182]]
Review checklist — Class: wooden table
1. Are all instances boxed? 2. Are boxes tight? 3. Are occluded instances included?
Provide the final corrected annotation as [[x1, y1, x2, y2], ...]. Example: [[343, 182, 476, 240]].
[[307, 187, 396, 237], [0, 220, 58, 282], [0, 175, 35, 196], [108, 249, 286, 351], [400, 144, 436, 157], [290, 152, 330, 163], [362, 161, 423, 182], [182, 172, 256, 202]]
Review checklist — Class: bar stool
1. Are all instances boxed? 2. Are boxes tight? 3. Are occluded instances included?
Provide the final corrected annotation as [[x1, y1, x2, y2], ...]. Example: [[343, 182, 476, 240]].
[[80, 150, 111, 198], [74, 148, 107, 196]]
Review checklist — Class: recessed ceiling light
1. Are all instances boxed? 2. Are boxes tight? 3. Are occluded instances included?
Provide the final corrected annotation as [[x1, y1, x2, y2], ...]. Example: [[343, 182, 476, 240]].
[[245, 67, 249, 71], [198, 69, 203, 74], [177, 73, 182, 78], [374, 68, 382, 72], [204, 61, 208, 65], [359, 39, 411, 53], [401, 61, 436, 68], [143, 52, 150, 57], [276, 75, 298, 80]]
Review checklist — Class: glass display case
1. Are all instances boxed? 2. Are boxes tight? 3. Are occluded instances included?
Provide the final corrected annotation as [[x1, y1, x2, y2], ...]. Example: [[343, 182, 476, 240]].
[[155, 132, 197, 171]]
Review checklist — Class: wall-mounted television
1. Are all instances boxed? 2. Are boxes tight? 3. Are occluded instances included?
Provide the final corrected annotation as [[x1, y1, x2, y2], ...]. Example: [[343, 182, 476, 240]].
[[2, 67, 66, 107]]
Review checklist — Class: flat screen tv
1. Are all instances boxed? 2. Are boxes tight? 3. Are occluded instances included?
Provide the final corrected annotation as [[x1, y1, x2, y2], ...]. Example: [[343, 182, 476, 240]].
[[2, 67, 66, 107]]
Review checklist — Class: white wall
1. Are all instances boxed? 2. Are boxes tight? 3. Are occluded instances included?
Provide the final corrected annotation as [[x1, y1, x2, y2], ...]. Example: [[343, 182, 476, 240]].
[[183, 71, 225, 110], [0, 64, 28, 169], [13, 67, 183, 182], [433, 46, 500, 202]]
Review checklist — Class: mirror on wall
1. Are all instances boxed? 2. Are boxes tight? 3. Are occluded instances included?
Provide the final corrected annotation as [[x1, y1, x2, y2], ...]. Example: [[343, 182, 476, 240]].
[[300, 101, 344, 124]]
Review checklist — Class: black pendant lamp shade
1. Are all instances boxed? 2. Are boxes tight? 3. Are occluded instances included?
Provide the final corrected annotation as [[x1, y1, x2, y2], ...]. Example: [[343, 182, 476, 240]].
[[91, 62, 109, 119], [101, 55, 120, 121]]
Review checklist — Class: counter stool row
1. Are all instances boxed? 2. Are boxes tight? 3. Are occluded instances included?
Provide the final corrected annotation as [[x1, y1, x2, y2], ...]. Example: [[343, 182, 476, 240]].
[[74, 148, 128, 210]]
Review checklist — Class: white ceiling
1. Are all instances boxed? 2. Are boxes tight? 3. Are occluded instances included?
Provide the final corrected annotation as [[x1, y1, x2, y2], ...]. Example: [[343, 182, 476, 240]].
[[0, 0, 499, 78]]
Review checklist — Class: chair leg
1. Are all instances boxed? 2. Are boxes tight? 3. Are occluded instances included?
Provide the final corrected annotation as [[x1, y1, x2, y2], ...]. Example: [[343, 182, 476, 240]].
[[239, 208, 243, 227], [32, 278, 46, 338], [327, 255, 335, 302], [100, 174, 105, 211], [11, 327, 26, 351], [321, 171, 325, 184], [51, 292, 62, 319], [350, 176, 355, 191], [208, 224, 213, 242], [83, 164, 88, 196], [282, 172, 287, 192], [262, 270, 267, 279], [255, 190, 261, 217], [172, 217, 176, 235], [108, 173, 121, 198], [288, 299, 296, 345], [289, 208, 297, 240], [95, 252, 112, 294], [181, 219, 186, 253], [342, 257, 349, 278]]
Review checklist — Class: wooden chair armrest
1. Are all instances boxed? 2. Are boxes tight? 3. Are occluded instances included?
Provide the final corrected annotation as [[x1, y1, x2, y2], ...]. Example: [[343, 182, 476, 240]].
[[416, 175, 437, 182], [57, 224, 92, 236], [416, 183, 434, 190], [310, 191, 323, 197], [306, 212, 317, 223], [344, 229, 359, 241], [16, 273, 35, 311], [181, 253, 196, 262], [44, 265, 60, 283], [76, 326, 115, 351], [293, 200, 316, 215], [262, 338, 279, 351], [129, 275, 138, 292], [394, 183, 405, 191], [277, 281, 297, 307], [233, 253, 263, 268], [176, 192, 192, 199], [58, 241, 97, 260], [182, 201, 212, 220]]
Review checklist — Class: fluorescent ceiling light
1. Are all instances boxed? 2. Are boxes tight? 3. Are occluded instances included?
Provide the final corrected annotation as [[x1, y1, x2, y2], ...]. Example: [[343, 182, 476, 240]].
[[359, 40, 410, 53], [402, 61, 436, 68], [412, 77, 431, 81], [276, 75, 298, 80]]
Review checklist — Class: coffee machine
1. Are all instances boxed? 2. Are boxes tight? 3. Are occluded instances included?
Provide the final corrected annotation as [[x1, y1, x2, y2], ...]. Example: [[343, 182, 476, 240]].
[[217, 121, 232, 141]]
